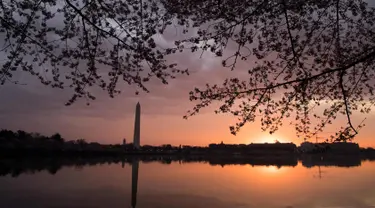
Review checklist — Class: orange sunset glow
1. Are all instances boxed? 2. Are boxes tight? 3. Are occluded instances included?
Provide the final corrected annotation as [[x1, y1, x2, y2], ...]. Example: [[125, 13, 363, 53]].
[[1, 46, 375, 148], [1, 76, 375, 148]]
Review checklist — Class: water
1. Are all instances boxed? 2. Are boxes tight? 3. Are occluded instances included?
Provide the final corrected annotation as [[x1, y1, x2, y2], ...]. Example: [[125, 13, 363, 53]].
[[1, 159, 375, 208]]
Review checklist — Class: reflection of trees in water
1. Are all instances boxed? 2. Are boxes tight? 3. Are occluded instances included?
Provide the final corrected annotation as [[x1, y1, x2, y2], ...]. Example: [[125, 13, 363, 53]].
[[0, 157, 126, 177], [0, 154, 373, 178], [301, 154, 364, 168]]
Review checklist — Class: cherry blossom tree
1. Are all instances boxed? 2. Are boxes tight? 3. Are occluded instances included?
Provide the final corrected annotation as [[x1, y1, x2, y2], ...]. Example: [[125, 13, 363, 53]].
[[0, 0, 188, 105], [2, 0, 375, 141], [170, 0, 375, 141]]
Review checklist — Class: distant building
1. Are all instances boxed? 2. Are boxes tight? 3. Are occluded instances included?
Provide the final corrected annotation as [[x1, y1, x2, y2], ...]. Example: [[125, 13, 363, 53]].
[[327, 142, 360, 154], [123, 138, 127, 145], [299, 142, 317, 153], [298, 141, 360, 154]]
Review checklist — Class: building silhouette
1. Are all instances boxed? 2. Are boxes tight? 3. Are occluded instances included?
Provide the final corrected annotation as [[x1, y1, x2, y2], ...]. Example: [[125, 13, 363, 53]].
[[133, 102, 141, 149]]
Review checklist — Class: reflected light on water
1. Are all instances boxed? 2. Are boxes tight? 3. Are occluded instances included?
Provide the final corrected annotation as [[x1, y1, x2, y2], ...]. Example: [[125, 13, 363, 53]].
[[0, 158, 375, 208], [259, 165, 284, 174]]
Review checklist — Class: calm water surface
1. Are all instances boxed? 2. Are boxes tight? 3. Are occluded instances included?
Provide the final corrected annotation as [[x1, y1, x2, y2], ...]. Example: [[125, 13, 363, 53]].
[[1, 160, 375, 208]]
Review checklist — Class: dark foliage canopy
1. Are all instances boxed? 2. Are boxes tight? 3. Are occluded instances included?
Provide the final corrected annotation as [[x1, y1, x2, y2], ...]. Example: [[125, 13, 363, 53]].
[[1, 0, 375, 141], [175, 0, 375, 141], [0, 0, 188, 105]]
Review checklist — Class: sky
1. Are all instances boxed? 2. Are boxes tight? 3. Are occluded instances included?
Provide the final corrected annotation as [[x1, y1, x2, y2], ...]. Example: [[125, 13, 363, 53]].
[[1, 1, 375, 148], [1, 49, 375, 147]]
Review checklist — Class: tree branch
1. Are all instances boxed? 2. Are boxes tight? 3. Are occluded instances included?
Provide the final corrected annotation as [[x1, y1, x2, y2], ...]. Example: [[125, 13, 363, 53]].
[[64, 0, 134, 50], [238, 47, 375, 94]]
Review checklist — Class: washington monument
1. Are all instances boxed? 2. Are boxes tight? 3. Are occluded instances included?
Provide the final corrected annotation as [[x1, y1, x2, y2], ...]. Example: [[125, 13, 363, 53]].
[[133, 102, 141, 149]]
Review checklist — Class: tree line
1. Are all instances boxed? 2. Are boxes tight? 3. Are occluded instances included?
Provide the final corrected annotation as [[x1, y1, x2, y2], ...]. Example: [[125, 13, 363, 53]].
[[0, 129, 85, 144]]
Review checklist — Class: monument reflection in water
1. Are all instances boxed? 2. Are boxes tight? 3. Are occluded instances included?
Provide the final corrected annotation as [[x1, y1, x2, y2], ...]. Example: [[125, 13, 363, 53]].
[[131, 159, 139, 208]]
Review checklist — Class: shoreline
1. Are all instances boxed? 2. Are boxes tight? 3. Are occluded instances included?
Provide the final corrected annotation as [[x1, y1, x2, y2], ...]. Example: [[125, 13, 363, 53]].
[[1, 145, 375, 157], [1, 153, 375, 177]]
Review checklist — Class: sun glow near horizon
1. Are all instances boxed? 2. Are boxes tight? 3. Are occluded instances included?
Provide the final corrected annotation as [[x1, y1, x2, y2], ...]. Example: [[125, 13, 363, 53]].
[[249, 133, 291, 144]]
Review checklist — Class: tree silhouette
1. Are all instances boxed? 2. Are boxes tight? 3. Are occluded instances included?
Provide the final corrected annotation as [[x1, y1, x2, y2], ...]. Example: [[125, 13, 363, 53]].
[[0, 0, 188, 105], [1, 0, 375, 141], [176, 0, 375, 141], [50, 133, 64, 143], [76, 138, 87, 145], [16, 130, 29, 140], [0, 129, 16, 139]]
